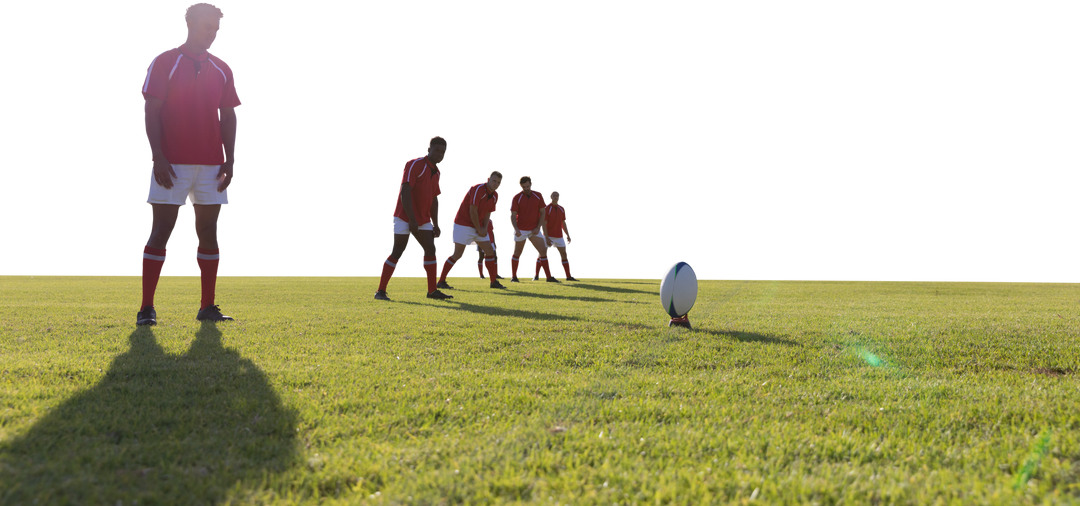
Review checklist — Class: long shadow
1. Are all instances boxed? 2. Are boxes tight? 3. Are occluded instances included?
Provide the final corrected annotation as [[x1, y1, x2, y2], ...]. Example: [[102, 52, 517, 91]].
[[695, 328, 801, 347], [477, 289, 644, 305], [0, 323, 298, 504], [568, 283, 656, 295], [399, 300, 584, 322]]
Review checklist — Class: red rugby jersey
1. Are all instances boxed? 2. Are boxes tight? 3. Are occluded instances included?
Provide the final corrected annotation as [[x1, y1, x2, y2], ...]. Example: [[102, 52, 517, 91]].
[[393, 157, 442, 225], [545, 204, 566, 238], [511, 191, 546, 231], [142, 45, 241, 165], [454, 183, 499, 228]]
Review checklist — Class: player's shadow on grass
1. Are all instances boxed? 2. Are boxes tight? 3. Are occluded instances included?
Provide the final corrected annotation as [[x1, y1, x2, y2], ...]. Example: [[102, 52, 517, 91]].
[[401, 300, 583, 322], [696, 328, 800, 347], [0, 323, 298, 504], [487, 289, 647, 305], [568, 282, 656, 295]]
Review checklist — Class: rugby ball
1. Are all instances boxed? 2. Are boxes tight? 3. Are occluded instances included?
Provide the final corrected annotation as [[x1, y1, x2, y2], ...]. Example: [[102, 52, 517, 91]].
[[660, 262, 697, 318]]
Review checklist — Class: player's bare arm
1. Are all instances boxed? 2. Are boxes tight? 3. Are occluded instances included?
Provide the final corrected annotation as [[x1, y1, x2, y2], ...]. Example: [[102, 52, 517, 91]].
[[511, 210, 521, 237], [563, 222, 572, 243], [144, 96, 175, 189], [430, 197, 441, 238], [400, 184, 419, 234], [469, 205, 485, 236], [533, 207, 546, 236], [217, 106, 236, 192]]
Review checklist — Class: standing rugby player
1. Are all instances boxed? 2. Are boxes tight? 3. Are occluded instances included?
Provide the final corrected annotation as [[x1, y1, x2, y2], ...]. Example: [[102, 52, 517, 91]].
[[544, 192, 578, 281], [509, 177, 557, 283], [436, 172, 506, 289], [138, 3, 239, 326], [374, 137, 453, 301]]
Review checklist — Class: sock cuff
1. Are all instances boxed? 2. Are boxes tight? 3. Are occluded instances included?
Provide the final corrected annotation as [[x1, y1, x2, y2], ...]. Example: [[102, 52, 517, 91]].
[[143, 246, 166, 256], [197, 247, 219, 254], [197, 248, 220, 260], [446, 257, 456, 265]]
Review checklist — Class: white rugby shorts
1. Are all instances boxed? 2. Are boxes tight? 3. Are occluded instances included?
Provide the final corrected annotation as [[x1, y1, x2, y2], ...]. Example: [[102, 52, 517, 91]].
[[147, 164, 228, 205], [514, 230, 544, 242], [548, 236, 567, 248], [453, 224, 490, 246], [393, 217, 434, 234]]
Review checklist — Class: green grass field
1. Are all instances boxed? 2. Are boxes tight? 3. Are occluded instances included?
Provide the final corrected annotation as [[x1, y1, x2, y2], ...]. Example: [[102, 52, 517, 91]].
[[1, 276, 1078, 505]]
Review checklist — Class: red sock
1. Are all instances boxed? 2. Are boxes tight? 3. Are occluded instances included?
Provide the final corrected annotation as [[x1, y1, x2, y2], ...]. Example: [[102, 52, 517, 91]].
[[485, 256, 498, 281], [478, 259, 485, 277], [424, 256, 438, 292], [197, 248, 220, 309], [540, 257, 552, 278], [562, 259, 572, 278], [141, 246, 166, 308], [439, 257, 456, 282], [535, 259, 542, 279], [512, 256, 520, 278], [378, 256, 397, 291]]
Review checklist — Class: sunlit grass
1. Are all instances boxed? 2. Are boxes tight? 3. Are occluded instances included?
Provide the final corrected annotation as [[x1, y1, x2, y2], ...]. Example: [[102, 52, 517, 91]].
[[1, 276, 1078, 504]]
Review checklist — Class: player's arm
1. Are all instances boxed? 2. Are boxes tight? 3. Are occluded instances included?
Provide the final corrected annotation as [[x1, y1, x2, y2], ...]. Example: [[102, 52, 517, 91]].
[[144, 93, 167, 158], [397, 181, 412, 223], [469, 205, 485, 235], [511, 210, 521, 236], [423, 195, 436, 226], [534, 207, 546, 235], [220, 106, 237, 160], [563, 222, 571, 243]]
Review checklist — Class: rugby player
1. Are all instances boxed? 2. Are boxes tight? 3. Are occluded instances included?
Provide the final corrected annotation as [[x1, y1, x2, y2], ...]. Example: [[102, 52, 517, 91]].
[[544, 192, 578, 281], [138, 0, 239, 323], [375, 134, 451, 299], [436, 169, 507, 286], [507, 174, 548, 282]]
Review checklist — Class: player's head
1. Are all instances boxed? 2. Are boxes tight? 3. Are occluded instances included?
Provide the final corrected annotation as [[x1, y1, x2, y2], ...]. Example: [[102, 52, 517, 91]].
[[487, 171, 503, 192], [519, 176, 532, 192], [548, 186, 565, 203], [428, 136, 447, 164], [185, 4, 223, 50]]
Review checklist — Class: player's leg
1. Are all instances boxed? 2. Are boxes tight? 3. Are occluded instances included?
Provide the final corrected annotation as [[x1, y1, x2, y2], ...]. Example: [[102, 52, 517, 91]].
[[414, 226, 444, 293], [376, 232, 410, 300], [478, 240, 504, 288], [139, 204, 180, 325], [191, 201, 231, 317], [438, 242, 468, 289], [475, 242, 488, 278], [511, 238, 527, 282], [557, 245, 574, 278], [557, 245, 574, 280], [529, 234, 556, 282]]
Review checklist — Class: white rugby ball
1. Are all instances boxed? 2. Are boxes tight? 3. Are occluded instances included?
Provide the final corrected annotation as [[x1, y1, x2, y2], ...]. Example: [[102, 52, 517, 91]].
[[660, 262, 697, 318]]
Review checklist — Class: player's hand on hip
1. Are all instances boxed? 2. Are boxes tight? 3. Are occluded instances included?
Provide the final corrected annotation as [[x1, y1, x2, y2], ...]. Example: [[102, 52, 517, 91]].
[[433, 224, 441, 238], [217, 160, 234, 192], [153, 159, 176, 189]]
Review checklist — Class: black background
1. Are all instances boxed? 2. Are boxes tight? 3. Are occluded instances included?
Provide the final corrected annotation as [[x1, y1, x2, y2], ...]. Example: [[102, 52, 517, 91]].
[[8, 1, 1071, 278]]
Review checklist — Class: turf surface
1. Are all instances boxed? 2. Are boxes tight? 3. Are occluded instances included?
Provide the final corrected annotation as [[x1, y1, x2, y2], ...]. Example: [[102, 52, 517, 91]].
[[1, 276, 1078, 504]]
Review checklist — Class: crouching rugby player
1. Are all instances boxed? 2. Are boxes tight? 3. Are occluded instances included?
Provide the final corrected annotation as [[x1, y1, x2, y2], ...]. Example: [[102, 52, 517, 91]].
[[437, 172, 506, 289]]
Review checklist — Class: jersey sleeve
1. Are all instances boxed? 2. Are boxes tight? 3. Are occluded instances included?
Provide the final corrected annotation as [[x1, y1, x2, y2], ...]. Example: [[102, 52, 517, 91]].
[[401, 160, 421, 187], [510, 195, 520, 213], [537, 193, 547, 207], [219, 64, 241, 108], [141, 52, 173, 102]]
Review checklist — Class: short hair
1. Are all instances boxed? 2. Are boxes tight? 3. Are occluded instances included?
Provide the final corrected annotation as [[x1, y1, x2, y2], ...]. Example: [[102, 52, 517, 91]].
[[490, 171, 503, 179], [425, 132, 447, 147], [519, 176, 531, 185], [430, 136, 447, 147], [186, 3, 223, 23]]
